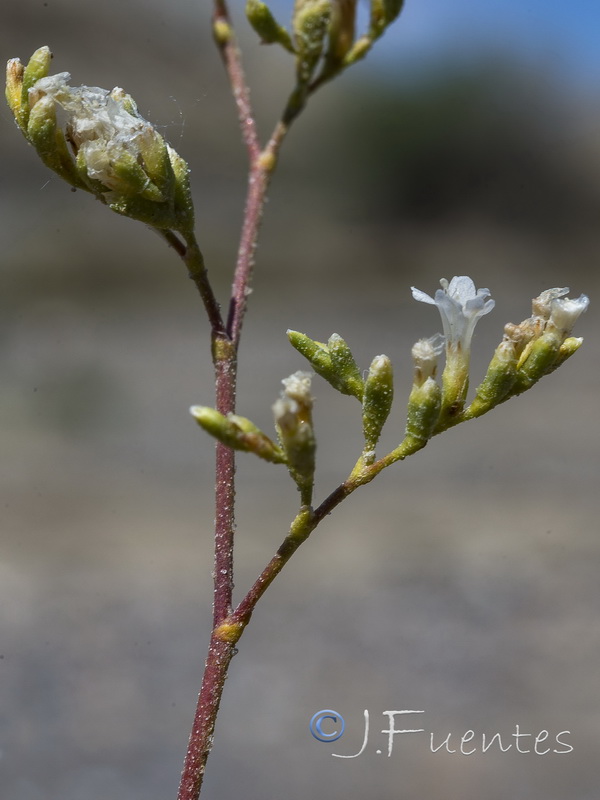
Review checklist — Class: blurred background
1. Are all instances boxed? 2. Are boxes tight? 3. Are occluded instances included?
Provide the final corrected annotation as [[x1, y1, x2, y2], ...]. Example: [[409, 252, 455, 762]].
[[1, 1, 599, 798]]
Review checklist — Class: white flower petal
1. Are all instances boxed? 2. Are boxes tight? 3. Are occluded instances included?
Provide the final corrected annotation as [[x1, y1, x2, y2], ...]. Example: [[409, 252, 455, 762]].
[[549, 294, 589, 335], [411, 287, 436, 305], [411, 275, 494, 355]]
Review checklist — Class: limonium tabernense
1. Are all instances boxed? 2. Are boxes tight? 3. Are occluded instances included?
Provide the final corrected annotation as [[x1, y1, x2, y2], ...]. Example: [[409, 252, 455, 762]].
[[6, 6, 590, 798]]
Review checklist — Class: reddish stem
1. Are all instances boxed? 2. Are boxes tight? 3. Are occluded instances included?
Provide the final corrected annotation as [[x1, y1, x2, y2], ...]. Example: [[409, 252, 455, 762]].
[[227, 124, 285, 341], [178, 5, 325, 797], [177, 5, 278, 799], [177, 636, 236, 800], [213, 1, 261, 164]]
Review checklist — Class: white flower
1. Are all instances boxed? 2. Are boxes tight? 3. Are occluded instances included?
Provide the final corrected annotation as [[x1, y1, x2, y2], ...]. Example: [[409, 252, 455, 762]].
[[547, 294, 589, 338], [411, 276, 495, 355]]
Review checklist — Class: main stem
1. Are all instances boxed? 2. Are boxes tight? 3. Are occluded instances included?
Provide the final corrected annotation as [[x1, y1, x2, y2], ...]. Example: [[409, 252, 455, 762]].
[[176, 6, 289, 798]]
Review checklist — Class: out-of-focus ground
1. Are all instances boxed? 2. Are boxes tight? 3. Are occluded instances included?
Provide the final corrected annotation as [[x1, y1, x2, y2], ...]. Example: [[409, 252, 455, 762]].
[[1, 3, 599, 799]]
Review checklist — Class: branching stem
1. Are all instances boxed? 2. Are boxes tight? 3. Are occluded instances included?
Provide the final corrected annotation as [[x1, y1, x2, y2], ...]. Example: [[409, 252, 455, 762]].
[[177, 5, 349, 798]]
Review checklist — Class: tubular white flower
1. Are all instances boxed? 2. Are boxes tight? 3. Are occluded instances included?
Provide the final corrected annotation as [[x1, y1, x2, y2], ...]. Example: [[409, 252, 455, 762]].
[[411, 276, 495, 356], [411, 277, 495, 415]]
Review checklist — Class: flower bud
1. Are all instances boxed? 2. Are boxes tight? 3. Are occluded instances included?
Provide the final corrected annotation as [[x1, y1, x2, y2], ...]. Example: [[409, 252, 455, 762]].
[[404, 337, 442, 443], [5, 58, 25, 128], [362, 354, 394, 450], [246, 0, 294, 51], [411, 335, 444, 388], [327, 0, 357, 64], [293, 0, 332, 84], [514, 292, 589, 391], [273, 372, 316, 503], [405, 377, 442, 445], [287, 330, 364, 399], [5, 46, 53, 132], [467, 339, 518, 417], [190, 406, 286, 464], [369, 0, 405, 39], [327, 333, 364, 398]]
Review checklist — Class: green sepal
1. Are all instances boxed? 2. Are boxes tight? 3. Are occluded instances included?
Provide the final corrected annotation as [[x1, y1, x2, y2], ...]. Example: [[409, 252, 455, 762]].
[[109, 150, 165, 201], [325, 0, 357, 66], [134, 120, 175, 197], [168, 147, 195, 233], [293, 0, 332, 85], [19, 46, 52, 129], [405, 377, 441, 445], [6, 59, 25, 130], [467, 341, 518, 418], [513, 333, 561, 393], [106, 194, 184, 232], [26, 96, 88, 189], [362, 354, 394, 450], [275, 411, 316, 500], [327, 334, 364, 399], [544, 336, 583, 374]]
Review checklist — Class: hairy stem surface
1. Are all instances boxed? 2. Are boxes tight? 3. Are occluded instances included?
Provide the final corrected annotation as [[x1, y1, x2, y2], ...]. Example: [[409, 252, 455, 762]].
[[177, 6, 289, 799]]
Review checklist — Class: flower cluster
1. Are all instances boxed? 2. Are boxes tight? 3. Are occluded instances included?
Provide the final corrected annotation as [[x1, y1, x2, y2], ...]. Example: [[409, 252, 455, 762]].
[[245, 0, 404, 88], [409, 278, 589, 423], [6, 47, 193, 232]]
